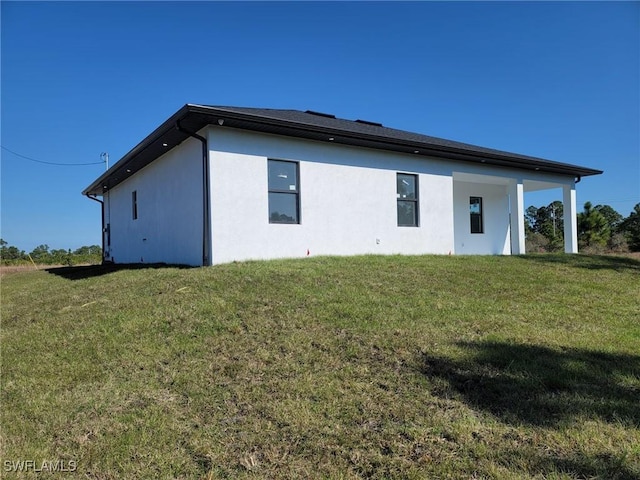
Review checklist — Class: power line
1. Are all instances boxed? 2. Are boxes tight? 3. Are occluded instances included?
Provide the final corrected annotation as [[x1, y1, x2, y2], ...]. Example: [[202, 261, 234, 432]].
[[588, 198, 639, 205], [1, 145, 105, 166]]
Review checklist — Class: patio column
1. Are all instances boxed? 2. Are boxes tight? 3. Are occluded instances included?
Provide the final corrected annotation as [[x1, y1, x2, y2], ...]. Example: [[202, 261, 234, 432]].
[[563, 184, 578, 253], [509, 179, 526, 255]]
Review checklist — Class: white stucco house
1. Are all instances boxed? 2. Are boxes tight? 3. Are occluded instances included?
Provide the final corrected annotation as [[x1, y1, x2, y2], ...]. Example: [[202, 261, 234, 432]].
[[82, 104, 602, 266]]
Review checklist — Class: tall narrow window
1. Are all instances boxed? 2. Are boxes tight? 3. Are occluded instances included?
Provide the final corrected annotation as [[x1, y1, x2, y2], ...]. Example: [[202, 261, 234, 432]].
[[470, 196, 483, 233], [397, 173, 418, 227], [268, 160, 299, 224], [132, 191, 138, 220]]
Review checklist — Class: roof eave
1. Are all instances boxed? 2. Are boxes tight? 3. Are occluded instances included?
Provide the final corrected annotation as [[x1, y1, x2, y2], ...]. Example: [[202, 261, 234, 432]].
[[200, 109, 602, 177], [189, 106, 603, 177], [82, 104, 196, 196], [82, 105, 602, 196]]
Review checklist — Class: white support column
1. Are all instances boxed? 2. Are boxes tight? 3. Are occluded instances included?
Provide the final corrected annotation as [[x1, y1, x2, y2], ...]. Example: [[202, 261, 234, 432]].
[[509, 179, 526, 255], [563, 184, 578, 253]]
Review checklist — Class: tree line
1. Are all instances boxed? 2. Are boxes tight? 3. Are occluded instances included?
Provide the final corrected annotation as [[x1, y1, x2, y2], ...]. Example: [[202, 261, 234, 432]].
[[2, 201, 639, 264], [0, 240, 102, 266], [526, 202, 640, 253]]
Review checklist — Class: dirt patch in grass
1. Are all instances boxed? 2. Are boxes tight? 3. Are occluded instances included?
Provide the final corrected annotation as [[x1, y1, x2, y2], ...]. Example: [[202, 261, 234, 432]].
[[0, 264, 42, 276]]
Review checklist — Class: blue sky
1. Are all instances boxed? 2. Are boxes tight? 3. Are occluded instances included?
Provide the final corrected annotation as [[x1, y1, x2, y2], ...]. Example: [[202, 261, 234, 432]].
[[2, 1, 638, 252]]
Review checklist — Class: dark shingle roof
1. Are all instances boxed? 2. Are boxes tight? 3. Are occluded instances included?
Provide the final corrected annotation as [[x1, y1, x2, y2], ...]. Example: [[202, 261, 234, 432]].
[[83, 104, 602, 196], [210, 106, 562, 163]]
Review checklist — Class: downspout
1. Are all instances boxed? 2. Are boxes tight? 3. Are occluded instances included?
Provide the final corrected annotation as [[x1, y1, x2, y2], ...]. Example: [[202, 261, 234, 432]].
[[575, 176, 581, 184], [176, 120, 211, 266], [85, 194, 106, 264]]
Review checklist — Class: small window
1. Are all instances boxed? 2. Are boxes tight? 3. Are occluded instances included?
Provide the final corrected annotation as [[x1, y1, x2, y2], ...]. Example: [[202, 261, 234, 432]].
[[268, 160, 299, 224], [132, 191, 138, 220], [470, 196, 483, 233], [397, 173, 418, 227]]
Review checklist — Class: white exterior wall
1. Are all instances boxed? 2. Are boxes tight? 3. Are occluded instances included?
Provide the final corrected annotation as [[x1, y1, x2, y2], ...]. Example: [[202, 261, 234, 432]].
[[207, 127, 455, 264], [453, 181, 511, 255], [103, 125, 582, 265], [106, 137, 203, 266]]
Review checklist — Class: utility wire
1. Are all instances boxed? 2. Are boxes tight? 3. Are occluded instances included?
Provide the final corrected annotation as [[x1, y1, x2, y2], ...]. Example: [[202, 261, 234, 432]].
[[1, 145, 105, 166], [589, 198, 639, 205]]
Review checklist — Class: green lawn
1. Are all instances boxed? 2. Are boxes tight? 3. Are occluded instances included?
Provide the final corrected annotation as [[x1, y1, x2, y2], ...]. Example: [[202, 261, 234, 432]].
[[1, 254, 639, 479]]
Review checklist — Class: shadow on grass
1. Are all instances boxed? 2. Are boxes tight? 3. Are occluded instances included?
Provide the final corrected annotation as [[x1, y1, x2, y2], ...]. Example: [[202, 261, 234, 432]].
[[421, 341, 640, 428], [518, 253, 640, 272], [45, 263, 194, 280], [526, 450, 639, 480]]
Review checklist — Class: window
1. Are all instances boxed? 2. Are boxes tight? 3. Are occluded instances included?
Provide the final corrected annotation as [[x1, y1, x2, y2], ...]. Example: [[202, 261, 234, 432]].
[[132, 191, 138, 220], [268, 160, 299, 224], [470, 196, 483, 233], [397, 173, 418, 226]]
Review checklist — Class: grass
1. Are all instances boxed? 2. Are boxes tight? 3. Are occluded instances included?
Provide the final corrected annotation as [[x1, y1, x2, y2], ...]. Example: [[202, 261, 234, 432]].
[[1, 254, 639, 479]]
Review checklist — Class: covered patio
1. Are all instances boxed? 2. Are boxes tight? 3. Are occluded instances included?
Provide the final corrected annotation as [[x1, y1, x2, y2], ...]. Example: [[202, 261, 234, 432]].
[[452, 172, 578, 255]]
